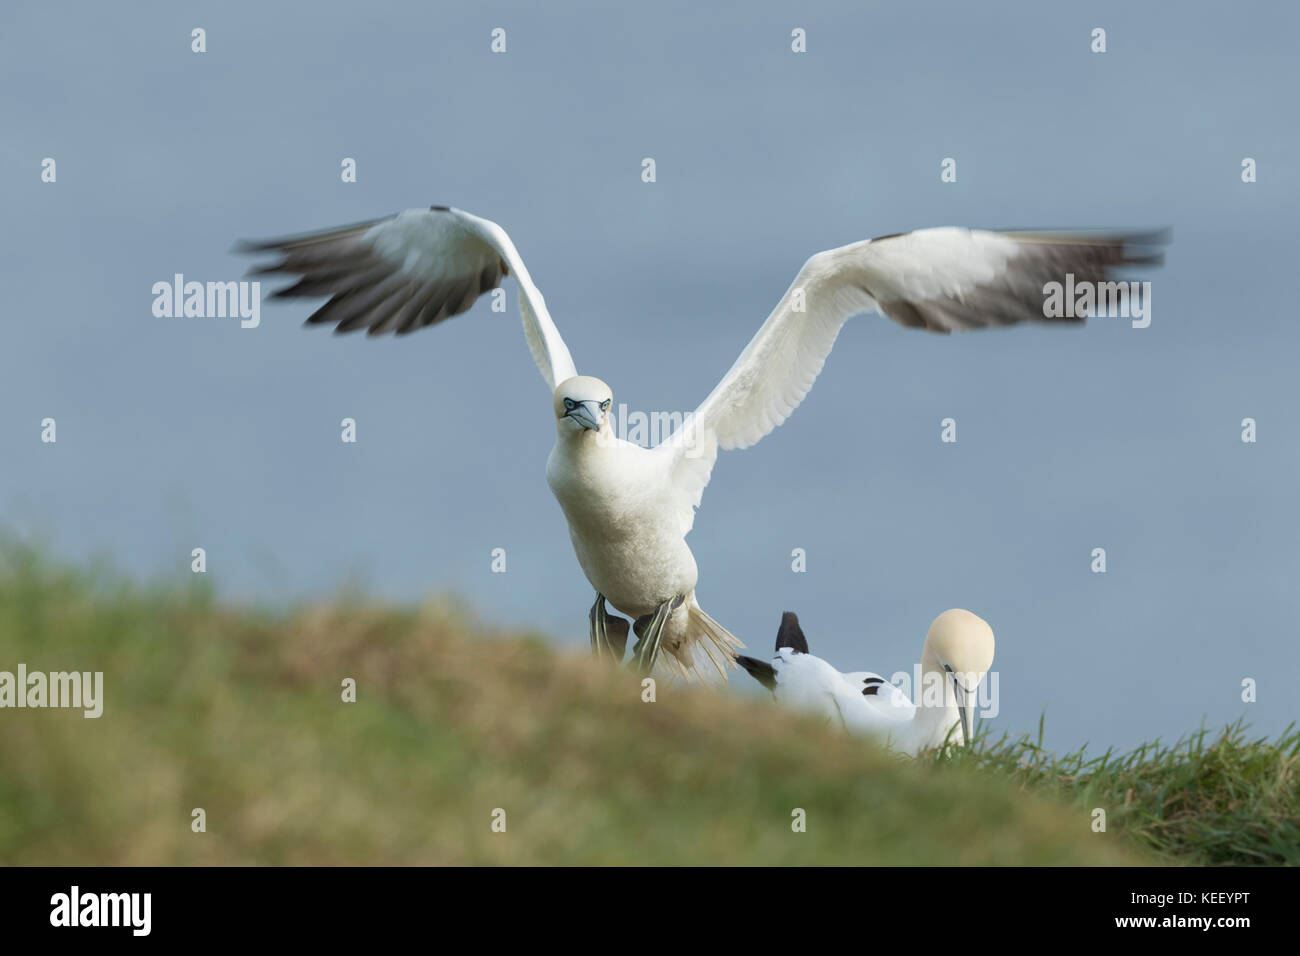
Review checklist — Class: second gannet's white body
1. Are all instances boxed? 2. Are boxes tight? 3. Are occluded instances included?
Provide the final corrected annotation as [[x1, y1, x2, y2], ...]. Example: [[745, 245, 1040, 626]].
[[738, 610, 996, 754]]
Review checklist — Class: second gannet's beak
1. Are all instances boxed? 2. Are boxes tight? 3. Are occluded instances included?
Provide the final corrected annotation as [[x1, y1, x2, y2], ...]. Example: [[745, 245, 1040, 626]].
[[945, 665, 975, 747], [956, 682, 973, 746], [565, 400, 604, 431]]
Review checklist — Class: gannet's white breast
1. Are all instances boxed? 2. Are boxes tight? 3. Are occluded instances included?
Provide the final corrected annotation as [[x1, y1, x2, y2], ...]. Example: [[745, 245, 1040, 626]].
[[546, 434, 698, 617]]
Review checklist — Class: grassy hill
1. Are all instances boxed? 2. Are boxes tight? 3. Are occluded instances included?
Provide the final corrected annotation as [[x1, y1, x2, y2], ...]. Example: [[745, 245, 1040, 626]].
[[0, 542, 1292, 865]]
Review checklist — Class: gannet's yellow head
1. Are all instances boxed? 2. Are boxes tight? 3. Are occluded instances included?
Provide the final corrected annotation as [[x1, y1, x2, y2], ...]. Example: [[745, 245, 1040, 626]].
[[920, 608, 996, 745], [924, 609, 995, 680], [553, 375, 613, 434]]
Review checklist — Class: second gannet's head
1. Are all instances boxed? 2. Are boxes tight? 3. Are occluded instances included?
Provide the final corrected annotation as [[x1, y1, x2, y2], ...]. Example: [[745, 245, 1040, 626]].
[[920, 608, 996, 746], [553, 375, 613, 436]]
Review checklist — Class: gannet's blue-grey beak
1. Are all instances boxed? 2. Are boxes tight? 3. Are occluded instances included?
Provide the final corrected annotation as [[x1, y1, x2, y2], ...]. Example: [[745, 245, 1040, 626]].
[[565, 400, 604, 431], [944, 663, 975, 747], [953, 678, 973, 746]]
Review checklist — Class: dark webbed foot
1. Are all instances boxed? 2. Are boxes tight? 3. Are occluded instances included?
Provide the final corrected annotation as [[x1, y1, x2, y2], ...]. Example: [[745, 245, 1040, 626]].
[[630, 594, 685, 676], [589, 592, 629, 664]]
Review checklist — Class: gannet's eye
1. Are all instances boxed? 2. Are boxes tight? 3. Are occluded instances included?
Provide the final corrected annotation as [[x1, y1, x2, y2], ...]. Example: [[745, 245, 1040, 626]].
[[600, 399, 610, 412], [563, 398, 575, 410]]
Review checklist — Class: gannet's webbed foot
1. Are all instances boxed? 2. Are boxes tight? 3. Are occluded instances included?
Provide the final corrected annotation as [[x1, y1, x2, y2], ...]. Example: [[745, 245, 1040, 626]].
[[630, 594, 685, 676], [589, 592, 629, 664]]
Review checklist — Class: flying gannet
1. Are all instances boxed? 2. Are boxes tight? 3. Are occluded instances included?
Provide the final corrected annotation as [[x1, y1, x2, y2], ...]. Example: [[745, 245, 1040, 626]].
[[736, 610, 995, 753], [237, 206, 1163, 681]]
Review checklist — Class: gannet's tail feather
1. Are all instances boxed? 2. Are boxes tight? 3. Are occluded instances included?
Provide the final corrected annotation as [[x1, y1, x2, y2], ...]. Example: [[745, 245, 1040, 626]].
[[666, 600, 743, 685], [735, 655, 778, 692]]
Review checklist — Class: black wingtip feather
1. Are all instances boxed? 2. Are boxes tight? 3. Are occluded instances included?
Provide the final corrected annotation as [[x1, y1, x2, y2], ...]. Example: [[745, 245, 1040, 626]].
[[231, 238, 275, 255]]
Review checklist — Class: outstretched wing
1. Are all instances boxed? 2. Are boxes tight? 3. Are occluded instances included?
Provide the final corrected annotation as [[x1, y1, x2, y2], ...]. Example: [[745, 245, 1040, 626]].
[[662, 227, 1168, 530], [236, 206, 578, 390]]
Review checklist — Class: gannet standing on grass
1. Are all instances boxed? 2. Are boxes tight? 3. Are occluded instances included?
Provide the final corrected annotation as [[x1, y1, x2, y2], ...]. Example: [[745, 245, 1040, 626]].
[[737, 610, 995, 754], [238, 205, 1163, 681]]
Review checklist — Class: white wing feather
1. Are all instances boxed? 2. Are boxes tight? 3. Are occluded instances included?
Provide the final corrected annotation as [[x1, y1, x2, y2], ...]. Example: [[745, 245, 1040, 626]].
[[451, 210, 578, 391], [240, 206, 578, 390], [663, 226, 1166, 529]]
